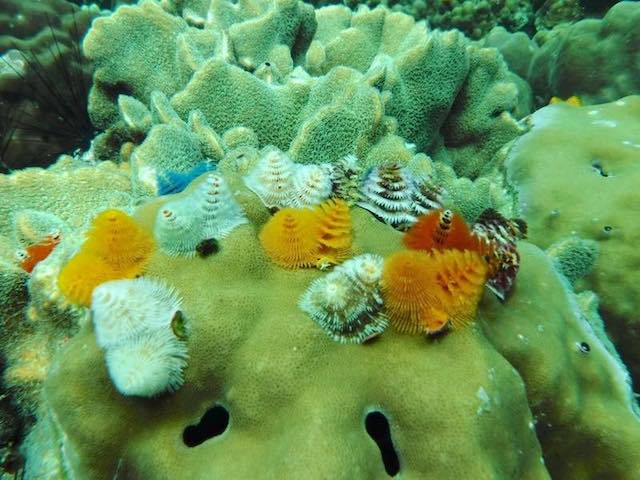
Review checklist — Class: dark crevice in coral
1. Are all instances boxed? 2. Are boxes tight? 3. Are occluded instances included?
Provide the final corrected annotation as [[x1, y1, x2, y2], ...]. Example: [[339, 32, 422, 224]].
[[183, 405, 230, 447], [578, 341, 591, 353], [99, 80, 133, 104], [365, 411, 400, 477], [591, 160, 609, 177]]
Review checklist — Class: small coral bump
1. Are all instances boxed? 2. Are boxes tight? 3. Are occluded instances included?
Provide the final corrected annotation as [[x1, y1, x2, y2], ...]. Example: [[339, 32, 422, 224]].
[[545, 235, 599, 285], [105, 328, 188, 397], [91, 277, 183, 349], [243, 146, 295, 208], [259, 207, 322, 268], [381, 249, 488, 335], [157, 161, 216, 196], [299, 256, 388, 344], [357, 163, 418, 230], [289, 163, 333, 207]]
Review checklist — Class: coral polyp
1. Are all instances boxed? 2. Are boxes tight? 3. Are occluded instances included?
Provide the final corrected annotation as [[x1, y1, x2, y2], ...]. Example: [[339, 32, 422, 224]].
[[314, 198, 353, 267], [381, 250, 445, 334], [471, 208, 527, 300], [57, 253, 119, 307], [428, 249, 489, 329], [105, 328, 188, 397], [17, 233, 61, 273], [260, 199, 355, 270], [357, 163, 418, 229], [403, 208, 487, 254], [157, 161, 216, 196], [243, 147, 296, 208], [290, 163, 333, 207]]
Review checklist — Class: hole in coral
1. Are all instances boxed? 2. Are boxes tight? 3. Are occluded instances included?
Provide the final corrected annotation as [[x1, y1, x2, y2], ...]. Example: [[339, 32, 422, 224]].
[[101, 80, 134, 103], [578, 341, 590, 354], [183, 404, 230, 447], [196, 238, 220, 258], [365, 411, 400, 477], [602, 225, 613, 234], [591, 160, 609, 177]]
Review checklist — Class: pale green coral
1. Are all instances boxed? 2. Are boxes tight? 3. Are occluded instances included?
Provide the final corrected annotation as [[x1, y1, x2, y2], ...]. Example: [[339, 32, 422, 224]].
[[432, 162, 518, 223], [26, 170, 640, 479], [480, 243, 640, 478], [529, 2, 640, 105], [0, 156, 140, 438], [310, 0, 535, 39], [83, 1, 526, 177], [0, 157, 136, 236], [506, 95, 640, 385]]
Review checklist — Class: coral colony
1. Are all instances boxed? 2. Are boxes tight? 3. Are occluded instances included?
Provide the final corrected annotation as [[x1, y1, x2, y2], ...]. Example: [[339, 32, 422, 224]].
[[1, 0, 640, 478]]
